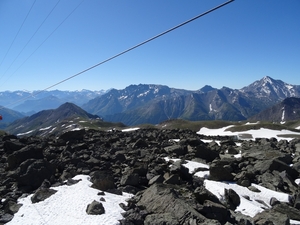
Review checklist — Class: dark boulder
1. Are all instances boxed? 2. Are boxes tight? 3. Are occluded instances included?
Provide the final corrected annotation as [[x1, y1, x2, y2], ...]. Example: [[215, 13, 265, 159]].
[[209, 159, 235, 181], [164, 144, 187, 156], [135, 183, 207, 224], [3, 199, 22, 215], [198, 200, 231, 224], [0, 213, 14, 224], [255, 159, 299, 180], [193, 144, 219, 162], [86, 200, 105, 215], [253, 209, 289, 225], [3, 140, 25, 154], [16, 159, 56, 191], [224, 188, 240, 210], [272, 202, 300, 221], [31, 188, 57, 203], [59, 129, 86, 141], [90, 170, 116, 191], [7, 145, 44, 170]]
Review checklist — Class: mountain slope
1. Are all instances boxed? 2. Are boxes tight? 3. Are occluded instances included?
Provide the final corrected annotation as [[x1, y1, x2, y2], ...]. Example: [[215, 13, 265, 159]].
[[4, 102, 108, 136], [0, 107, 24, 129], [249, 97, 300, 123]]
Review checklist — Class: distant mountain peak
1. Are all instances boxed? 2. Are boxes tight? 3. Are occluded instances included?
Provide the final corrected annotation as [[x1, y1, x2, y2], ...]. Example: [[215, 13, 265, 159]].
[[199, 85, 216, 93], [261, 76, 275, 85]]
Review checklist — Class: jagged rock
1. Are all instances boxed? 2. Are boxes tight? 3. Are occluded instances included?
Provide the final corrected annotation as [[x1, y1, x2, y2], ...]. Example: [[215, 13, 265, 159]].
[[294, 193, 300, 210], [253, 209, 289, 225], [164, 144, 187, 156], [227, 146, 239, 154], [16, 159, 56, 191], [7, 145, 44, 170], [272, 202, 300, 220], [193, 144, 219, 162], [235, 171, 253, 187], [194, 186, 220, 205], [0, 213, 14, 224], [132, 138, 148, 148], [59, 129, 86, 141], [90, 170, 116, 191], [148, 175, 164, 186], [135, 183, 207, 224], [224, 188, 240, 210], [121, 208, 148, 225], [86, 200, 105, 215], [163, 174, 181, 185], [144, 213, 179, 225], [292, 161, 300, 173], [209, 159, 235, 181], [3, 140, 25, 154], [270, 197, 280, 206], [120, 172, 140, 186], [198, 200, 232, 224], [31, 188, 57, 203], [3, 199, 22, 214], [66, 178, 82, 186], [254, 158, 299, 180], [169, 160, 192, 181]]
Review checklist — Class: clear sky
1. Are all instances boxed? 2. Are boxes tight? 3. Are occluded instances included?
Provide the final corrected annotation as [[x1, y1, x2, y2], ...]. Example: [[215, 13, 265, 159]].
[[0, 0, 299, 91]]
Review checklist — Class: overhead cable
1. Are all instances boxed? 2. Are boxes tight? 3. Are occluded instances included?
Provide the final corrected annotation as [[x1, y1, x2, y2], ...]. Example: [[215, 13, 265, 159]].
[[0, 0, 61, 82], [0, 0, 234, 110], [0, 0, 85, 90], [0, 0, 37, 73]]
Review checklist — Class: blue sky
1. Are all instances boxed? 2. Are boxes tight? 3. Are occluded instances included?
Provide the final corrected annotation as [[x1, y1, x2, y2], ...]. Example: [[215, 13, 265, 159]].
[[0, 0, 299, 91]]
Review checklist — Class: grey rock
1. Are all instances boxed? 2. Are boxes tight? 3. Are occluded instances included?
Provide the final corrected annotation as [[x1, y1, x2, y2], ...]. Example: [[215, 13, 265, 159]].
[[86, 200, 105, 215]]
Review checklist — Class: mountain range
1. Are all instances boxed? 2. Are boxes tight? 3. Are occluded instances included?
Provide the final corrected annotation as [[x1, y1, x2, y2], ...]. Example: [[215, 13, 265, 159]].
[[1, 76, 300, 129], [0, 89, 107, 114], [82, 76, 300, 125]]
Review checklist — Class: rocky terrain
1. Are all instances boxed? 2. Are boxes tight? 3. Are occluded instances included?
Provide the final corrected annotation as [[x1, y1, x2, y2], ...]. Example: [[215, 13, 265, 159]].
[[0, 128, 300, 224]]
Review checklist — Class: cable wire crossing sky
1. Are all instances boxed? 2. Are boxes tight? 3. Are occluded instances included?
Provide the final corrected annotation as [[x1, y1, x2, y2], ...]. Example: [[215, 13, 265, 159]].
[[0, 0, 299, 91]]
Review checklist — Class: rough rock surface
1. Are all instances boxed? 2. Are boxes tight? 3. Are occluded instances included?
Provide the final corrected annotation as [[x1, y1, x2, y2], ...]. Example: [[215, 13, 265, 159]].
[[0, 129, 300, 224]]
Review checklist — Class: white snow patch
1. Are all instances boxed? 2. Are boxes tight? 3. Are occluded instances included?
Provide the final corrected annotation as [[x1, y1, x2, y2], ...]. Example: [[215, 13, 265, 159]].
[[66, 124, 76, 129], [200, 139, 221, 145], [49, 127, 57, 133], [121, 127, 140, 132], [39, 126, 52, 131], [209, 104, 213, 112], [245, 122, 259, 125], [118, 95, 128, 100], [198, 126, 300, 141], [164, 157, 210, 178], [17, 130, 34, 136], [204, 180, 290, 217], [137, 91, 150, 97], [7, 175, 132, 225]]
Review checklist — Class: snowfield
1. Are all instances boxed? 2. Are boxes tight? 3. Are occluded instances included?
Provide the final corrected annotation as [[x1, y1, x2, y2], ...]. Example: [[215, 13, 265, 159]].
[[7, 175, 132, 225], [198, 125, 300, 141]]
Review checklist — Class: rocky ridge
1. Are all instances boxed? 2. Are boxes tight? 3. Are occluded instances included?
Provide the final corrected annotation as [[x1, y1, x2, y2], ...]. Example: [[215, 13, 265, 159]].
[[0, 128, 300, 224]]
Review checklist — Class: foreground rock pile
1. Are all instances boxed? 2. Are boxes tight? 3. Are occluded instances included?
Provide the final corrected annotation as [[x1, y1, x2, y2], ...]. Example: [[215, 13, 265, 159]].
[[0, 128, 300, 224]]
